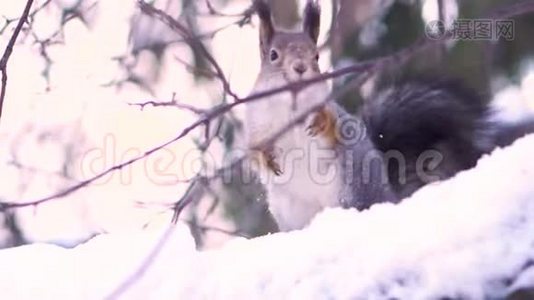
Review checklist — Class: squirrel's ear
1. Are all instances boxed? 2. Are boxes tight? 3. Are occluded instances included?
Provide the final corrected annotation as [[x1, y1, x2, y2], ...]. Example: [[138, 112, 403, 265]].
[[255, 0, 274, 58], [303, 0, 320, 44]]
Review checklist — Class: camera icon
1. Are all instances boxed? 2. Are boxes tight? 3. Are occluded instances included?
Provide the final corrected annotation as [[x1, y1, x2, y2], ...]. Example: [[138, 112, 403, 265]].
[[425, 20, 446, 40]]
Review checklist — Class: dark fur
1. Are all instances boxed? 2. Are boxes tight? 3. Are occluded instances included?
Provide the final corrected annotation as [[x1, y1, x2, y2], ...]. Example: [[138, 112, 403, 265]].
[[494, 119, 534, 148], [362, 78, 534, 199], [303, 0, 321, 43], [254, 0, 275, 59]]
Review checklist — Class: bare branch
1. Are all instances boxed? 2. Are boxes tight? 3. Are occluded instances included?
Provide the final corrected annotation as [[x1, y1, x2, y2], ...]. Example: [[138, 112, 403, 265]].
[[28, 0, 52, 21], [0, 0, 51, 34], [129, 93, 207, 115], [0, 0, 35, 124], [129, 99, 206, 114], [137, 0, 240, 101]]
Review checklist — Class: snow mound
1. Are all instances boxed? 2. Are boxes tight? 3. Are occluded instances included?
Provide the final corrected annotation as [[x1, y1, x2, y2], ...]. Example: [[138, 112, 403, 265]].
[[2, 135, 534, 299]]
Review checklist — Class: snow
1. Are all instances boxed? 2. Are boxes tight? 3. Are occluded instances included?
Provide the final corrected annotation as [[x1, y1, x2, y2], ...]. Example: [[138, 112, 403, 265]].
[[2, 135, 534, 299], [0, 227, 197, 299]]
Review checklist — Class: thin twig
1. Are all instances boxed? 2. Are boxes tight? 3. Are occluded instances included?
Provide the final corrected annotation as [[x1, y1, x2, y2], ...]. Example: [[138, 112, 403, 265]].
[[138, 0, 241, 102], [0, 0, 35, 124], [129, 100, 206, 114], [129, 93, 207, 115]]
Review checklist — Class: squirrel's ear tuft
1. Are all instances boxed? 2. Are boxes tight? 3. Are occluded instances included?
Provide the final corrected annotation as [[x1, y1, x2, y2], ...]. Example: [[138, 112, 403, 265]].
[[303, 0, 320, 44], [255, 0, 274, 59]]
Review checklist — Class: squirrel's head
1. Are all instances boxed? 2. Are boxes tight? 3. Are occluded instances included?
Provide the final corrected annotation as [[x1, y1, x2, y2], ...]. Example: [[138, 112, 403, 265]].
[[255, 0, 321, 82]]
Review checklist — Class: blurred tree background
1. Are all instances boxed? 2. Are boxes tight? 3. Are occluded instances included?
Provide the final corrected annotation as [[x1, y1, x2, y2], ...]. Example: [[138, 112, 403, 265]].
[[1, 0, 533, 249]]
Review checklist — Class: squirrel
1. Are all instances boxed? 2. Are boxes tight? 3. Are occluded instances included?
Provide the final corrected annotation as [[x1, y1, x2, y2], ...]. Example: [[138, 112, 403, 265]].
[[245, 0, 534, 231]]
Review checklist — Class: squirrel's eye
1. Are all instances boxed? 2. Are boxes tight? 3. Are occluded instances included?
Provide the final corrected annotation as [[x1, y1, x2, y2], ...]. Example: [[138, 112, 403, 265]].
[[315, 54, 319, 61], [270, 49, 279, 62]]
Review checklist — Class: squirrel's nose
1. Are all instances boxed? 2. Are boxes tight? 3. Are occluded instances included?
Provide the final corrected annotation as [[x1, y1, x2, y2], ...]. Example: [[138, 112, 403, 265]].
[[292, 62, 307, 75]]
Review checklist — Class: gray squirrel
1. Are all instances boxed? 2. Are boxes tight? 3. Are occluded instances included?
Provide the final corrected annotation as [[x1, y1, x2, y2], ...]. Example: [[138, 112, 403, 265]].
[[245, 0, 534, 231]]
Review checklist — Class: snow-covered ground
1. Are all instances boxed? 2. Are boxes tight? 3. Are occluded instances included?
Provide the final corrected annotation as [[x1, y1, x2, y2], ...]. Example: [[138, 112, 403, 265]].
[[1, 134, 534, 299]]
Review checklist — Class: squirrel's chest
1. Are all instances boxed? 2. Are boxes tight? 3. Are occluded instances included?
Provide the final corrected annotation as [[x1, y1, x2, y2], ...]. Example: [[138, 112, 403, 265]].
[[249, 91, 323, 144], [246, 85, 342, 230]]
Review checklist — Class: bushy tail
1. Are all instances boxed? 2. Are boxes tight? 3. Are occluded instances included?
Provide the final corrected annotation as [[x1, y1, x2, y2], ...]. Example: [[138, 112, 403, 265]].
[[362, 79, 492, 198], [494, 118, 534, 148]]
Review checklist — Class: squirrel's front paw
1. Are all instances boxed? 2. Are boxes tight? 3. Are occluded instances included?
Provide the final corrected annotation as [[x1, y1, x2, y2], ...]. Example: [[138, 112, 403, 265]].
[[306, 113, 323, 137], [262, 148, 283, 176], [306, 109, 330, 137]]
